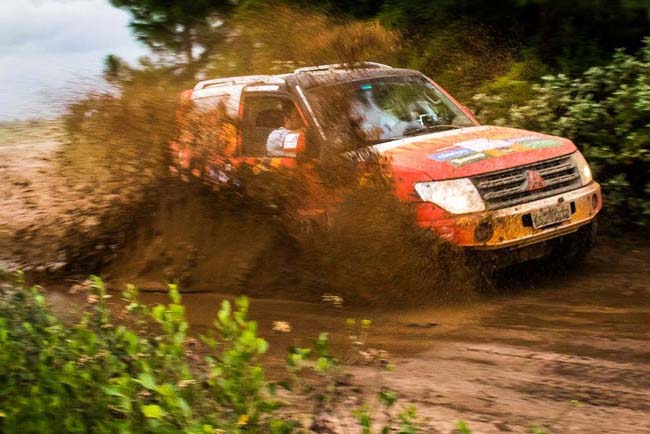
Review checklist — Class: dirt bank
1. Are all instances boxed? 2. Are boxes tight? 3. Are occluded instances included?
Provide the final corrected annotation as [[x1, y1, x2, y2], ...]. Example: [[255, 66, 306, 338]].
[[0, 121, 108, 271]]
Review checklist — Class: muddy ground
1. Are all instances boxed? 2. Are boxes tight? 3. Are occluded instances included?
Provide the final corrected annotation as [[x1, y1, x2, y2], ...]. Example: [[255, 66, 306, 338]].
[[2, 125, 650, 433]]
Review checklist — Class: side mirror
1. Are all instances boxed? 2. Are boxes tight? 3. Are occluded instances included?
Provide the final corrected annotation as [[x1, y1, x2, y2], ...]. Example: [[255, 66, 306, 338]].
[[282, 131, 306, 156]]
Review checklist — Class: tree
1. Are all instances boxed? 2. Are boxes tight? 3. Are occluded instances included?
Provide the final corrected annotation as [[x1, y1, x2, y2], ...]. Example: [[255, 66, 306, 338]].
[[109, 0, 235, 74]]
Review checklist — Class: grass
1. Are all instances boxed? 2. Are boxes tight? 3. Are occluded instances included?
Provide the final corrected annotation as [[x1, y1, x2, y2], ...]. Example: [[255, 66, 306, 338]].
[[0, 119, 62, 146]]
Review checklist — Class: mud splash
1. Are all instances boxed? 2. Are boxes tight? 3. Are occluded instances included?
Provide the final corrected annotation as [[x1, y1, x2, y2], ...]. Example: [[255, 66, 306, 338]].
[[105, 181, 298, 296], [102, 177, 480, 306], [0, 123, 481, 306]]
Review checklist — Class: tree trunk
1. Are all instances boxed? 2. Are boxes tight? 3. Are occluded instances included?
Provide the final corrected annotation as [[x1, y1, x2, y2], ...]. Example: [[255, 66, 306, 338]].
[[183, 23, 194, 69]]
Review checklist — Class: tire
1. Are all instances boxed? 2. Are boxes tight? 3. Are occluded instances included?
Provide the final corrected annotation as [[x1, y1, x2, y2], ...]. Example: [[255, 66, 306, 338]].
[[551, 219, 597, 267]]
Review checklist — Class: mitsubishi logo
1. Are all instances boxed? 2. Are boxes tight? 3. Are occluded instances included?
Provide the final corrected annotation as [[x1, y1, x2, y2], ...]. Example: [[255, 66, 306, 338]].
[[527, 169, 545, 191]]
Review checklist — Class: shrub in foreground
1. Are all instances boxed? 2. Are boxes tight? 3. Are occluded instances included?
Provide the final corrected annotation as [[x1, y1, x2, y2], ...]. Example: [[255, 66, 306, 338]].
[[0, 272, 424, 433], [0, 273, 289, 433]]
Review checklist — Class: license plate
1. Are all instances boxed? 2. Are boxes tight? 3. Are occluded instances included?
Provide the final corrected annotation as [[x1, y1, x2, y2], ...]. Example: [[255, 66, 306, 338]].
[[531, 202, 571, 229]]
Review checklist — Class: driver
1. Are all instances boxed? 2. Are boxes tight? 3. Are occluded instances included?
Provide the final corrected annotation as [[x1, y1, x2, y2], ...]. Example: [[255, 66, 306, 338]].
[[266, 105, 304, 157]]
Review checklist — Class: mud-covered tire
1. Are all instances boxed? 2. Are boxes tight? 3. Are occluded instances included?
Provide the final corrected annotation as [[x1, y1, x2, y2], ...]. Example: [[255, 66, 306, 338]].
[[551, 219, 597, 267]]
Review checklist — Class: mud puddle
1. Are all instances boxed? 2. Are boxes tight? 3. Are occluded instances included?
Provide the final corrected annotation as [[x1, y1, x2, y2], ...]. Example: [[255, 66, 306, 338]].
[[41, 237, 650, 433]]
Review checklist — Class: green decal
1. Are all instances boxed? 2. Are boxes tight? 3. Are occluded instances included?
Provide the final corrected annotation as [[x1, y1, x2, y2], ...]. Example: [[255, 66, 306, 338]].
[[450, 152, 489, 166], [520, 139, 561, 149]]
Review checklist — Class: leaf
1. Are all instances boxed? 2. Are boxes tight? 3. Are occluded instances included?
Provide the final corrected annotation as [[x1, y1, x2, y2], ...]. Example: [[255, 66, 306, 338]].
[[104, 386, 125, 397], [141, 404, 164, 419], [178, 397, 191, 418], [456, 420, 472, 434], [270, 380, 292, 392], [217, 300, 232, 326], [316, 356, 330, 372], [257, 337, 269, 354], [156, 383, 175, 398], [137, 372, 157, 390], [235, 296, 249, 312], [168, 284, 180, 304], [378, 389, 397, 408], [151, 305, 165, 322], [237, 414, 250, 426]]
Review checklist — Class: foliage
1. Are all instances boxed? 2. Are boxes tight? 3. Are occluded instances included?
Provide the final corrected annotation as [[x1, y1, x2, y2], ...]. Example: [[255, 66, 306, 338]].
[[0, 272, 431, 433], [455, 420, 472, 434], [403, 21, 514, 100], [354, 396, 419, 434], [0, 273, 291, 433], [284, 0, 650, 73], [471, 59, 549, 119], [206, 3, 403, 78], [109, 0, 235, 73], [474, 39, 650, 228]]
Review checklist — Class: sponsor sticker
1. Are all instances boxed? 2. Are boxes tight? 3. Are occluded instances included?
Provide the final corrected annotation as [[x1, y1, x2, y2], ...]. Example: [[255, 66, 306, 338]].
[[484, 147, 516, 157], [455, 138, 512, 152], [426, 134, 564, 167], [428, 147, 474, 161], [506, 136, 563, 149], [519, 139, 561, 149], [450, 153, 488, 166], [505, 135, 541, 143]]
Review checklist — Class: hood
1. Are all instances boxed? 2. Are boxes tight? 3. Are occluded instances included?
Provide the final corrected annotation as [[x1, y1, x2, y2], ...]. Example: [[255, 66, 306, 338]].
[[373, 126, 577, 181]]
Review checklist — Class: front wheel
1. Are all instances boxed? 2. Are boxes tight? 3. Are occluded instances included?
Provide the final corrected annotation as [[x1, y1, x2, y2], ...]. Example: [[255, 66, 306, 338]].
[[550, 219, 597, 267]]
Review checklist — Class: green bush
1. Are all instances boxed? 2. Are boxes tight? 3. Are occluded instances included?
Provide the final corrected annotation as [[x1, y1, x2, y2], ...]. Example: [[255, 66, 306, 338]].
[[0, 272, 428, 433], [0, 273, 292, 433], [474, 38, 650, 229]]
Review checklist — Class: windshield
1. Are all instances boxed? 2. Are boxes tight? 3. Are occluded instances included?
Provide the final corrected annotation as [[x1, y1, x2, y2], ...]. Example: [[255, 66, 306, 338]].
[[305, 74, 474, 148]]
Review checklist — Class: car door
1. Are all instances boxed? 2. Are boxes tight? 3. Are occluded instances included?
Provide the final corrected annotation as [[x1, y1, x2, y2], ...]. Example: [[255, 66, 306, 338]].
[[236, 91, 303, 168], [233, 90, 335, 228]]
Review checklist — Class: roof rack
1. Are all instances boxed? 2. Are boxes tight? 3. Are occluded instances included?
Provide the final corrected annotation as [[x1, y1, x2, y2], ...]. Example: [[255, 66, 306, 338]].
[[293, 62, 392, 74], [193, 75, 285, 91]]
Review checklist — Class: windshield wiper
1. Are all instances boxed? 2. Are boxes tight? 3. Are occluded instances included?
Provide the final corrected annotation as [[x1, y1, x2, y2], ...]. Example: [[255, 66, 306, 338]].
[[363, 124, 464, 146], [365, 138, 394, 145], [402, 124, 461, 137]]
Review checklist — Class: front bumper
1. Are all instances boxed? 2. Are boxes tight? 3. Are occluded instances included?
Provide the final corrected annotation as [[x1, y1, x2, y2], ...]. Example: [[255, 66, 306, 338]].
[[417, 182, 602, 250]]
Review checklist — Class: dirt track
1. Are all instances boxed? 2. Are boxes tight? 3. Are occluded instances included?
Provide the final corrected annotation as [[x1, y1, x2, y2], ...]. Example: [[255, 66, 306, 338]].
[[43, 238, 650, 433], [2, 128, 650, 433]]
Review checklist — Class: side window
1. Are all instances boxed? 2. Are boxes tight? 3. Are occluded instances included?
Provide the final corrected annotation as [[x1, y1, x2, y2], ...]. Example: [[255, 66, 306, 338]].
[[240, 95, 305, 157]]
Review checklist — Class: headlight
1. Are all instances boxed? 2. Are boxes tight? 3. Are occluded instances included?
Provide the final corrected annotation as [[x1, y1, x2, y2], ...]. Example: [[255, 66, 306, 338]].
[[572, 151, 593, 185], [414, 178, 485, 214]]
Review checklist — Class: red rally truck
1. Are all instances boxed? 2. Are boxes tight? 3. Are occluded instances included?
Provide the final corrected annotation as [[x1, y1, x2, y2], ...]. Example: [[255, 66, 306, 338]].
[[170, 63, 602, 265]]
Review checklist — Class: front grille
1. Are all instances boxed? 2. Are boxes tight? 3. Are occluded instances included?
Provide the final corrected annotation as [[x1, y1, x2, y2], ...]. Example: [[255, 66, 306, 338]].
[[472, 155, 582, 209]]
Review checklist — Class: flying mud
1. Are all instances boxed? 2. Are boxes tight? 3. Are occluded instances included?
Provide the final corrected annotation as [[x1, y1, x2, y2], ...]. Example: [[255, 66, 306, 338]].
[[0, 122, 477, 305]]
